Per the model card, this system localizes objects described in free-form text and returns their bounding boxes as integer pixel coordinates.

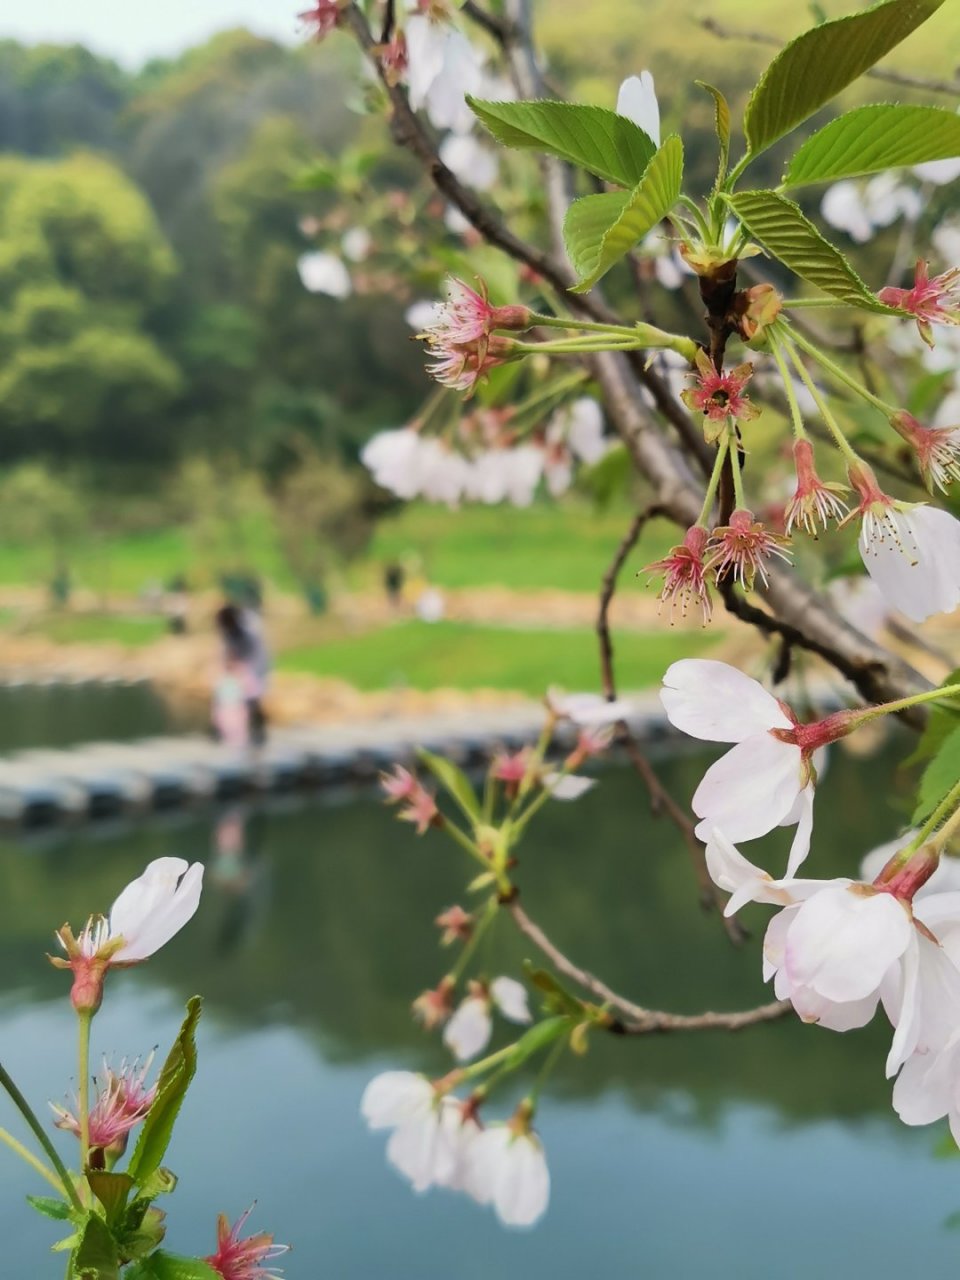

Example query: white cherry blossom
[462,1125,550,1227]
[439,133,498,191]
[616,71,660,146]
[297,251,352,298]
[361,1072,476,1193]
[660,659,815,874]
[443,978,532,1062]
[341,226,371,262]
[406,17,484,134]
[858,503,960,622]
[361,427,422,499]
[821,174,922,244]
[544,771,596,801]
[545,688,635,727]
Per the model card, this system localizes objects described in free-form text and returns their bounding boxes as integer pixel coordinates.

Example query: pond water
[0,682,199,752]
[0,739,957,1278]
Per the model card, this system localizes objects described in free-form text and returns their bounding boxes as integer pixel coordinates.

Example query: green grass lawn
[277,619,718,695]
[358,503,678,593]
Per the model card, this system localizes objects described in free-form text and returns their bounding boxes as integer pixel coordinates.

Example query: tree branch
[702,17,960,98]
[508,900,788,1032]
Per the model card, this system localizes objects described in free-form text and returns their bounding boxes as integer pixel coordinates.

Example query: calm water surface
[0,741,957,1278]
[0,682,198,751]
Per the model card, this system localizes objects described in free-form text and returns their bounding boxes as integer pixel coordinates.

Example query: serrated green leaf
[467,98,657,187]
[743,0,947,156]
[695,81,731,186]
[125,1253,221,1280]
[416,747,479,822]
[127,997,202,1187]
[913,724,960,824]
[565,135,684,292]
[726,190,901,311]
[784,104,960,187]
[26,1194,73,1221]
[73,1212,120,1280]
[903,669,960,768]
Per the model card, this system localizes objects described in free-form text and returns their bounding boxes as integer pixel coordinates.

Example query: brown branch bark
[701,17,960,98]
[508,901,788,1033]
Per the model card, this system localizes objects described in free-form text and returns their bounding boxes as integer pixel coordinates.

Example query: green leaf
[565,135,684,292]
[726,189,901,311]
[467,98,657,187]
[26,1194,73,1221]
[913,724,960,824]
[126,1253,221,1280]
[73,1212,120,1280]
[743,0,947,156]
[695,81,731,185]
[127,997,202,1187]
[87,1171,135,1228]
[416,747,479,823]
[784,104,960,187]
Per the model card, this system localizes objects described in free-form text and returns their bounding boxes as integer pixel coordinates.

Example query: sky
[0,0,302,67]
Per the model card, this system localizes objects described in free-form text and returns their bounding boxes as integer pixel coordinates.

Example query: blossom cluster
[361,395,611,507]
[663,659,960,1144]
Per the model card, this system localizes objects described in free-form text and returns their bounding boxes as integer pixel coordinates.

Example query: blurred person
[214,602,271,745]
[384,560,405,610]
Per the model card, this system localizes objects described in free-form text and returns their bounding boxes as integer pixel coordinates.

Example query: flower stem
[855,682,960,726]
[527,1035,567,1109]
[77,1011,92,1171]
[530,314,652,339]
[777,331,862,467]
[789,327,895,416]
[697,437,730,526]
[0,1127,65,1196]
[781,298,848,310]
[929,799,960,853]
[906,778,960,856]
[0,1063,82,1212]
[767,331,808,441]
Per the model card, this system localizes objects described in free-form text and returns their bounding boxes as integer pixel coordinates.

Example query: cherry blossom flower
[296,251,352,299]
[545,689,635,727]
[439,133,498,192]
[52,858,204,1013]
[361,428,423,499]
[381,764,440,832]
[298,0,343,40]
[464,445,544,505]
[361,1071,478,1193]
[681,350,759,437]
[341,226,372,262]
[705,509,792,590]
[413,977,455,1029]
[784,439,849,535]
[659,659,862,873]
[704,825,960,1074]
[435,905,473,946]
[415,437,471,506]
[848,461,960,622]
[644,524,712,624]
[491,749,531,790]
[462,1114,550,1227]
[205,1206,289,1280]
[878,259,960,348]
[615,71,660,145]
[52,1055,156,1153]
[888,410,960,493]
[443,977,532,1062]
[821,175,921,244]
[420,277,531,349]
[426,335,516,395]
[405,15,484,134]
[543,771,596,801]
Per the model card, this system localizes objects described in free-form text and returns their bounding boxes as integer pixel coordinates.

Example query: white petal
[691,736,803,841]
[892,1045,954,1127]
[860,506,960,623]
[544,771,595,801]
[784,784,815,878]
[490,977,532,1024]
[784,888,912,1003]
[439,133,498,191]
[474,1130,550,1228]
[297,251,352,298]
[615,71,660,145]
[361,1072,432,1130]
[109,859,203,962]
[386,1104,460,1192]
[660,659,791,742]
[443,997,492,1062]
[821,181,873,243]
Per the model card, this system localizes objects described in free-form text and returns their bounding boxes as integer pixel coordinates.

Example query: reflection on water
[1,740,957,1277]
[0,682,199,751]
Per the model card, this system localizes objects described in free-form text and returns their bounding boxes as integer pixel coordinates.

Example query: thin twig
[508,901,788,1032]
[702,17,960,98]
[461,0,516,46]
[595,508,745,941]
